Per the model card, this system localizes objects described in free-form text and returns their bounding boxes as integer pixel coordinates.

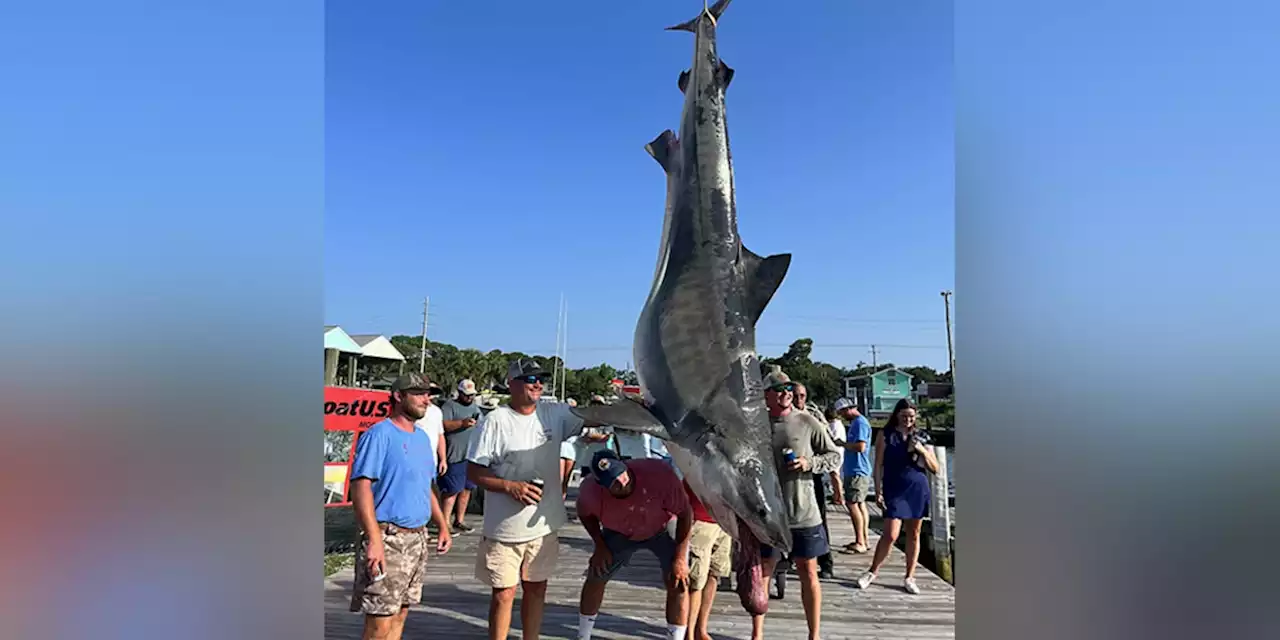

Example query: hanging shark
[572,0,790,615]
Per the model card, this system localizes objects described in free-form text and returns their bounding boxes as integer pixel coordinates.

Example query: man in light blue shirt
[347,373,454,634]
[834,397,873,553]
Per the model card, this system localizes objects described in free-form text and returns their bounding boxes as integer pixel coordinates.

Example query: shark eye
[757,508,768,518]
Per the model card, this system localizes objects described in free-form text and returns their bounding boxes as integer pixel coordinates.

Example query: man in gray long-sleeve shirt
[747,367,842,640]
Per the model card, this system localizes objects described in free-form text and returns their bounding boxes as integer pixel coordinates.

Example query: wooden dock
[325,494,955,639]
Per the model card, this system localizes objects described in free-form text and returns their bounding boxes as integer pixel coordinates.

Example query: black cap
[508,357,549,380]
[589,449,628,487]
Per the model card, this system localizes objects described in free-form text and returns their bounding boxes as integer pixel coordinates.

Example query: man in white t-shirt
[414,385,448,480]
[466,358,604,640]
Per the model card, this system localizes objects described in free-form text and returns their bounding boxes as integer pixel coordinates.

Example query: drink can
[782,448,796,463]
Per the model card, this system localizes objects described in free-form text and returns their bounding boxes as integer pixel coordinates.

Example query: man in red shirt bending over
[575,449,693,640]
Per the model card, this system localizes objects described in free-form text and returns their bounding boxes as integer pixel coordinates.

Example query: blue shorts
[437,459,476,495]
[760,524,829,560]
[588,524,681,583]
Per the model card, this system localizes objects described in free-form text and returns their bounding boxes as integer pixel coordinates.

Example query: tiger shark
[571,0,790,614]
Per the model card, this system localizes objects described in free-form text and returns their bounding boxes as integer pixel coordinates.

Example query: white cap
[832,397,856,411]
[457,379,479,396]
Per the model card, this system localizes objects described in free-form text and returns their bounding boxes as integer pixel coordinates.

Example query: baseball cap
[508,357,549,380]
[457,379,479,396]
[391,372,433,394]
[832,397,856,411]
[762,366,793,390]
[590,450,629,488]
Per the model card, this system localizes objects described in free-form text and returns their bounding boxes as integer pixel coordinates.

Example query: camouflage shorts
[349,523,429,615]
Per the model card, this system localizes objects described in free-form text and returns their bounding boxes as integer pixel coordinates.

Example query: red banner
[324,386,392,431]
[323,386,392,507]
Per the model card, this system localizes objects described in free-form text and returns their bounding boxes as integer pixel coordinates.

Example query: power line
[771,315,940,324]
[548,342,947,353]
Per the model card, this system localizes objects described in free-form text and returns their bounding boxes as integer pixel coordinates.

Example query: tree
[364,335,947,419]
[761,338,843,409]
[919,399,955,430]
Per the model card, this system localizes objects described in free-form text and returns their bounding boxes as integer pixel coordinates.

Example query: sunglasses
[768,383,796,393]
[514,375,548,385]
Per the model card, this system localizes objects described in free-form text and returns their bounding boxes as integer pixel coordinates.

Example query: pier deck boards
[325,496,954,639]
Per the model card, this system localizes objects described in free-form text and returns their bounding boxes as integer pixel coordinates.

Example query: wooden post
[324,348,338,386]
[929,445,953,583]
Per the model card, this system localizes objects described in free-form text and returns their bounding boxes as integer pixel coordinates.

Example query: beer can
[782,448,797,464]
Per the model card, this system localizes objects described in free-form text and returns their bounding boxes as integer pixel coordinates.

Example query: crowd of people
[343,358,941,640]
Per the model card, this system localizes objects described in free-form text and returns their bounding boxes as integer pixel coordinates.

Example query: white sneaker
[855,571,876,589]
[903,577,920,594]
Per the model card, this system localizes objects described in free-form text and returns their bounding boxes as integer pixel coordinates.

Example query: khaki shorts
[687,521,732,591]
[349,523,429,615]
[844,475,871,503]
[475,534,560,588]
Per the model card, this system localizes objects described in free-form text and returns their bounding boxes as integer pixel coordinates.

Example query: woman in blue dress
[855,399,939,594]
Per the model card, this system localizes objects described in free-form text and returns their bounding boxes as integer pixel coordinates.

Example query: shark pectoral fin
[719,61,735,89]
[741,246,791,325]
[571,398,673,440]
[678,70,690,94]
[645,130,679,172]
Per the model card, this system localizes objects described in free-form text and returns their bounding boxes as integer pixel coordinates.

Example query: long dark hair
[884,398,917,433]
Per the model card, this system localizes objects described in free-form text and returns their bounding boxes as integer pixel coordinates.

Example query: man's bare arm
[350,478,380,543]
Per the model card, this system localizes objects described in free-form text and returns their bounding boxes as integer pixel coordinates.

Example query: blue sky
[325,0,954,371]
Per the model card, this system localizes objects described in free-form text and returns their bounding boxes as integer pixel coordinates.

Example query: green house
[843,368,916,416]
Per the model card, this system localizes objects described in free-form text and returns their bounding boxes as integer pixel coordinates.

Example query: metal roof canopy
[349,334,406,361]
[324,326,363,354]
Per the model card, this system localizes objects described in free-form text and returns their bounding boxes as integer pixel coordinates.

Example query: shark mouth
[733,516,769,615]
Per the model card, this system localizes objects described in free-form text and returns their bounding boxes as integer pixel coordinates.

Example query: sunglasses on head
[769,383,795,393]
[515,375,547,385]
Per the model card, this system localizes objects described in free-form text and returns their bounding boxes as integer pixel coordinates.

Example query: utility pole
[941,290,955,378]
[419,297,429,373]
[568,294,573,399]
[552,293,564,400]
[869,344,879,368]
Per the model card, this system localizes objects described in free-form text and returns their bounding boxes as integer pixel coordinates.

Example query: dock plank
[325,494,954,639]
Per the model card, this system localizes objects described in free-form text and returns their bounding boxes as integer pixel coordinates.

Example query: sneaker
[453,521,474,533]
[818,567,835,580]
[903,577,920,594]
[855,571,876,589]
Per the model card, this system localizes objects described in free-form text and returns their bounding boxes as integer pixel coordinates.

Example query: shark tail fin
[665,0,732,32]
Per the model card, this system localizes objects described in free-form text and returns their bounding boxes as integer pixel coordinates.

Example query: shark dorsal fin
[718,61,734,89]
[645,130,679,173]
[741,246,790,325]
[679,62,733,94]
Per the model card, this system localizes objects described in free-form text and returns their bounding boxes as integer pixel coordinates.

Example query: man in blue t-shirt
[348,372,454,635]
[835,397,873,554]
